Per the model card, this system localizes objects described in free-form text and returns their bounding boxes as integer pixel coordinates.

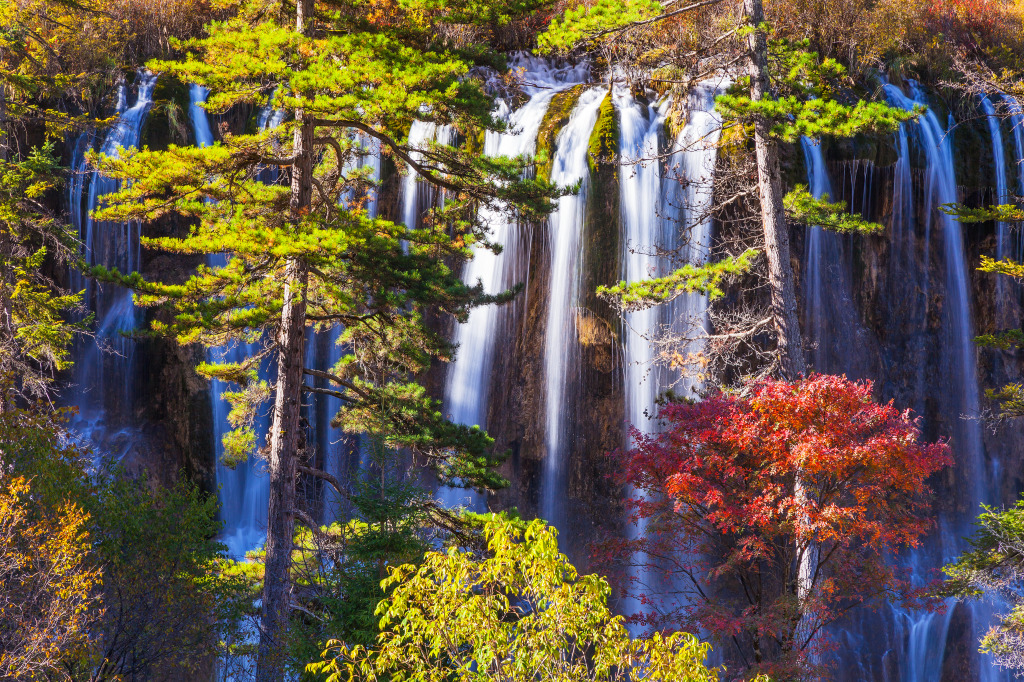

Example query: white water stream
[442,56,588,509]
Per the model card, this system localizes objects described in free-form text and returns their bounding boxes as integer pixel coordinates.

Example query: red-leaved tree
[602,375,952,680]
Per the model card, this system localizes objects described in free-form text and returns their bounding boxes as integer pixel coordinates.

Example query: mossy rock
[716,120,753,165]
[587,91,618,174]
[536,84,586,183]
[458,124,487,158]
[141,76,190,151]
[580,157,621,346]
[951,100,996,196]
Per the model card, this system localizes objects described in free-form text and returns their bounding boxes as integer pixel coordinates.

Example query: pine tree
[89,0,560,677]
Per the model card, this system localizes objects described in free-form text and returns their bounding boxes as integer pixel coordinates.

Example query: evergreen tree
[942,499,1024,674]
[90,0,561,677]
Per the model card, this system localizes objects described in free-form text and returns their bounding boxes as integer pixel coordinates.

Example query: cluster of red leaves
[601,375,952,680]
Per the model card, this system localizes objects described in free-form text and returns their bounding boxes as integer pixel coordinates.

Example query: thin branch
[591,0,727,38]
[298,465,349,500]
[314,119,464,193]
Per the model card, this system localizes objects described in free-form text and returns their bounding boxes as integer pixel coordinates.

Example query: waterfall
[540,86,607,529]
[663,82,725,390]
[1008,99,1024,264]
[616,80,724,626]
[799,137,862,375]
[981,96,1015,331]
[400,122,455,233]
[317,134,381,521]
[981,96,1010,259]
[868,80,1004,682]
[617,88,668,439]
[69,72,158,454]
[188,84,215,148]
[186,85,269,556]
[441,56,587,510]
[885,81,987,506]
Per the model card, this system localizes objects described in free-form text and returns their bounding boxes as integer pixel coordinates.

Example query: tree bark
[742,0,814,666]
[1,86,12,412]
[743,0,806,380]
[255,1,313,679]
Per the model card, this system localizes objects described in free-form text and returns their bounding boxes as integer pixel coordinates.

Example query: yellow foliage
[0,476,100,679]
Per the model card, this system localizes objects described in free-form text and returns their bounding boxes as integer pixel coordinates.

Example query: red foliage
[922,0,1022,49]
[601,375,952,680]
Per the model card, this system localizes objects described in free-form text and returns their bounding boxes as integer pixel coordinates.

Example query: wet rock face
[484,156,625,567]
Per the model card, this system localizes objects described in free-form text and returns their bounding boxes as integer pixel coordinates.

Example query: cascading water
[401,122,455,235]
[540,86,607,530]
[886,82,988,507]
[800,137,863,375]
[313,134,381,522]
[851,79,1004,682]
[188,84,271,556]
[68,72,158,455]
[441,56,588,510]
[617,87,669,438]
[662,81,726,390]
[981,96,1015,331]
[1008,98,1024,262]
[615,79,724,627]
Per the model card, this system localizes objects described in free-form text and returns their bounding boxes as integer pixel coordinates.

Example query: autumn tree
[0,476,100,680]
[91,0,563,677]
[1,407,248,680]
[0,0,103,408]
[309,516,730,682]
[599,375,951,679]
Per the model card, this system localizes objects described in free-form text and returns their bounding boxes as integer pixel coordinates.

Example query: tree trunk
[0,86,11,412]
[742,0,815,666]
[743,0,806,380]
[255,1,313,679]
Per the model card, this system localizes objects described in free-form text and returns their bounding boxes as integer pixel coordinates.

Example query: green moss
[459,125,487,157]
[580,156,620,347]
[141,76,190,151]
[587,91,618,174]
[536,84,585,183]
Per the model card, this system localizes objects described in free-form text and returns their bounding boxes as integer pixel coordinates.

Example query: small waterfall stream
[1008,98,1024,262]
[862,80,1004,682]
[981,96,1015,331]
[618,88,668,438]
[401,122,455,235]
[188,84,271,556]
[540,86,607,529]
[68,72,158,455]
[663,82,724,371]
[800,137,863,375]
[616,80,724,625]
[318,134,381,521]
